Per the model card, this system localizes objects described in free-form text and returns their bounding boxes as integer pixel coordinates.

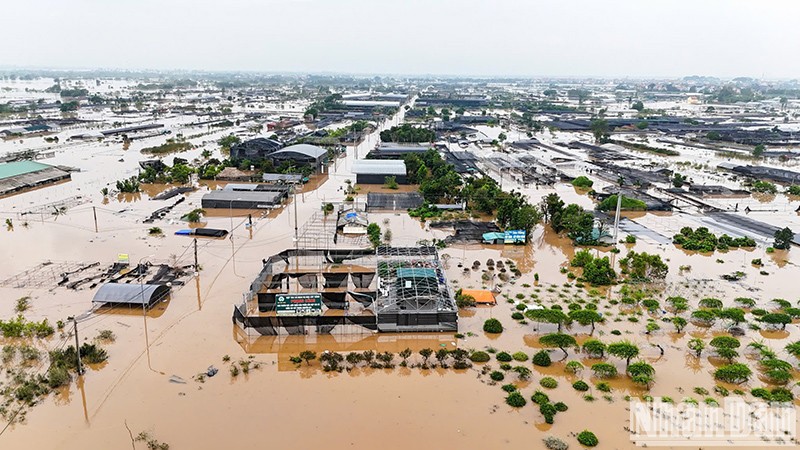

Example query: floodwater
[2,91,800,449]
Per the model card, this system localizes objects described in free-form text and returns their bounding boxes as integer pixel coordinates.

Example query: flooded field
[2,76,800,450]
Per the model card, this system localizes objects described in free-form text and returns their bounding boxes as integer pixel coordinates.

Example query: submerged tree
[607,341,640,367]
[539,333,577,358]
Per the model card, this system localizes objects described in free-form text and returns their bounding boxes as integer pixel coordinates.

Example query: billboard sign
[276,293,323,316]
[504,230,526,244]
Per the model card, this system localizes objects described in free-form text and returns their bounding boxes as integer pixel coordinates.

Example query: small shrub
[531,390,550,405]
[490,371,505,382]
[506,391,526,408]
[496,351,512,362]
[483,318,503,334]
[577,430,599,447]
[596,382,611,392]
[469,351,490,363]
[512,351,528,362]
[501,384,517,393]
[532,350,551,367]
[572,380,590,391]
[553,401,568,412]
[540,377,558,389]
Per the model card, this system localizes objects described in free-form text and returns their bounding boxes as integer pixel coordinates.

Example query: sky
[4,0,800,79]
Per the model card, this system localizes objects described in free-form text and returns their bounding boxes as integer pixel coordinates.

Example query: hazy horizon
[3,0,800,79]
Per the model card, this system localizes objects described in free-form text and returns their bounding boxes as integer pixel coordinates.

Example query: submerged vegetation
[672,227,755,252]
[596,195,647,212]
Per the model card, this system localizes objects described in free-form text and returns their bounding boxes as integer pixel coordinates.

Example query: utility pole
[293,186,299,253]
[72,317,83,375]
[612,190,622,243]
[193,238,198,269]
[92,207,98,233]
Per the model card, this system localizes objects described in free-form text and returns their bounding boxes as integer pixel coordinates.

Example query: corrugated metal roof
[352,159,406,175]
[0,161,52,180]
[92,283,170,306]
[271,144,327,159]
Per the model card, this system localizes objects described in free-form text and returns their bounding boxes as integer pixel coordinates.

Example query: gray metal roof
[262,173,303,182]
[202,189,286,205]
[352,159,407,175]
[270,144,327,159]
[92,283,170,306]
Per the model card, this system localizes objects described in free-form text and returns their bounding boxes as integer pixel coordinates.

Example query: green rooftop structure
[0,160,70,196]
[0,161,52,180]
[395,267,437,279]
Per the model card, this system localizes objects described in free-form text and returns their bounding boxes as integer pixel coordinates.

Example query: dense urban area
[1,71,800,449]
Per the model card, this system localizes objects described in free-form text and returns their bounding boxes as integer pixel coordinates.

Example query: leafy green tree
[582,256,616,285]
[671,317,688,333]
[699,298,723,309]
[753,144,765,157]
[690,309,717,326]
[483,318,503,334]
[184,208,206,223]
[565,360,584,375]
[672,173,687,188]
[590,118,610,143]
[618,251,668,281]
[568,310,602,334]
[631,100,644,112]
[571,176,593,188]
[525,308,570,332]
[299,350,316,365]
[218,134,241,151]
[539,333,577,357]
[419,348,433,364]
[713,363,752,384]
[688,338,705,357]
[591,362,617,378]
[582,339,606,358]
[773,227,794,250]
[367,223,381,248]
[759,313,791,330]
[716,308,745,326]
[627,361,654,378]
[607,340,640,367]
[785,341,800,359]
[667,296,689,314]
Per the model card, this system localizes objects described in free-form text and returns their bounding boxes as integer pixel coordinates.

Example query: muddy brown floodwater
[2,109,800,450]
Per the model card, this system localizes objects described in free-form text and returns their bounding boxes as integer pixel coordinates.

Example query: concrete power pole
[612,191,622,243]
[72,317,83,375]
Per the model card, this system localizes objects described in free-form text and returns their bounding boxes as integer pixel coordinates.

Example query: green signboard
[276,293,322,316]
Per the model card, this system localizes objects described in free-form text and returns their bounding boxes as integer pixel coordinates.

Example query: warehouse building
[0,161,71,197]
[201,186,290,209]
[270,144,329,172]
[352,159,408,184]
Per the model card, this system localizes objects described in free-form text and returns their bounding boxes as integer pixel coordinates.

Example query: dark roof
[231,138,283,160]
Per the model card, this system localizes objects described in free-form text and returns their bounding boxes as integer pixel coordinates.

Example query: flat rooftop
[0,161,54,180]
[352,159,407,175]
